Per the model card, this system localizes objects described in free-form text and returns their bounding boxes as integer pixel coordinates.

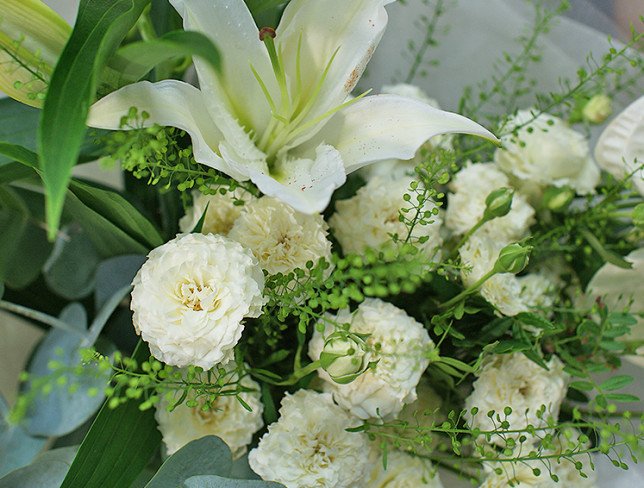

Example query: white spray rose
[131,233,265,369]
[178,188,255,235]
[228,196,332,275]
[309,299,433,420]
[464,352,568,445]
[459,235,527,316]
[367,449,444,488]
[248,390,369,488]
[445,163,535,241]
[155,367,263,459]
[330,176,443,260]
[495,110,600,196]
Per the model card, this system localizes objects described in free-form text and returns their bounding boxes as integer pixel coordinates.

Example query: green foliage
[39,0,150,239]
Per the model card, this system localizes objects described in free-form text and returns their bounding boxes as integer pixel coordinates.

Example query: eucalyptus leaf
[39,0,150,239]
[60,342,162,488]
[145,436,232,488]
[184,475,284,488]
[23,304,111,437]
[0,186,29,284]
[0,447,77,488]
[43,224,100,300]
[0,98,39,164]
[0,395,46,478]
[94,255,146,309]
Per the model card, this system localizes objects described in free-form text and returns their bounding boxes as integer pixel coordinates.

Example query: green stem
[439,269,497,309]
[448,217,488,260]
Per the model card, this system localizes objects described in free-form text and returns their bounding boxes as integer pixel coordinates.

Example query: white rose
[178,188,255,235]
[361,84,453,181]
[518,273,558,312]
[131,233,265,369]
[248,390,369,488]
[155,367,263,459]
[228,196,332,275]
[445,163,535,241]
[495,110,600,196]
[367,449,444,488]
[594,96,644,196]
[309,299,433,420]
[459,235,527,316]
[464,352,568,445]
[330,176,443,260]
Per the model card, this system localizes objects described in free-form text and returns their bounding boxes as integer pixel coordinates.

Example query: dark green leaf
[522,350,549,370]
[39,0,150,239]
[491,340,531,354]
[600,375,634,392]
[60,342,161,488]
[0,143,39,170]
[581,229,632,269]
[110,31,221,89]
[569,381,595,392]
[0,98,40,163]
[0,186,29,284]
[145,436,231,488]
[69,180,163,250]
[515,312,555,330]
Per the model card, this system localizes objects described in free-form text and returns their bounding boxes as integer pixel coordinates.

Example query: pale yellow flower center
[177,280,219,312]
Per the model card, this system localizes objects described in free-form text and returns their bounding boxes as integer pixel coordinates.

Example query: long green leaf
[39,0,150,240]
[109,30,221,88]
[60,342,161,488]
[69,179,164,250]
[0,142,39,169]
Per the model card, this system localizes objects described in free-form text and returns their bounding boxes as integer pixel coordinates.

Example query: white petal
[277,0,393,139]
[301,94,498,173]
[594,96,644,196]
[223,144,346,213]
[170,0,277,136]
[87,80,232,174]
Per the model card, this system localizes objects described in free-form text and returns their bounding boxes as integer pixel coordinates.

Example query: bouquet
[0,0,642,487]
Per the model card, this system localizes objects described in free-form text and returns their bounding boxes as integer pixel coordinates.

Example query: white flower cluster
[155,367,263,459]
[464,352,568,444]
[367,449,444,488]
[330,176,443,260]
[495,110,600,197]
[248,390,370,488]
[181,192,332,275]
[130,233,265,369]
[445,162,535,241]
[309,298,433,419]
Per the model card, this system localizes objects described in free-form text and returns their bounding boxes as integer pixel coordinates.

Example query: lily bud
[319,332,370,384]
[493,243,532,274]
[483,187,514,220]
[542,185,575,212]
[582,94,612,124]
[0,0,71,108]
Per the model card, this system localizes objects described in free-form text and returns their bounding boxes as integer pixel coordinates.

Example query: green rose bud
[483,187,514,220]
[493,242,532,274]
[0,0,71,108]
[542,185,575,212]
[319,332,370,384]
[582,94,612,124]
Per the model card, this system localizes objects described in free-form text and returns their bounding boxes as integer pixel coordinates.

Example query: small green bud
[493,243,532,274]
[483,187,514,220]
[542,185,575,212]
[319,332,371,384]
[633,203,644,230]
[582,94,612,124]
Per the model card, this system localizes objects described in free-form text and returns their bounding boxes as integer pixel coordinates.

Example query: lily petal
[223,144,346,214]
[87,80,242,178]
[301,94,499,173]
[594,96,644,196]
[277,0,393,139]
[170,0,277,137]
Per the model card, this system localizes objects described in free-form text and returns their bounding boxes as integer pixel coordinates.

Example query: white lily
[88,0,497,213]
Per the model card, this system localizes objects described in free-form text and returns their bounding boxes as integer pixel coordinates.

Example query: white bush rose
[178,188,255,235]
[131,233,265,369]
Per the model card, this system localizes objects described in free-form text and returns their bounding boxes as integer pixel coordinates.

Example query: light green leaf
[602,393,640,403]
[600,375,634,392]
[569,381,595,392]
[145,436,231,488]
[39,0,150,239]
[109,30,221,89]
